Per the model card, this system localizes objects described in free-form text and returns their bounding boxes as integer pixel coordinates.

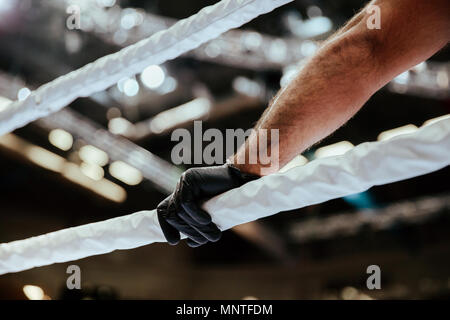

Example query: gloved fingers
[177,211,222,242]
[192,222,222,242]
[179,181,212,225]
[171,185,212,235]
[166,217,209,245]
[205,224,222,242]
[180,200,212,225]
[188,165,238,197]
[157,213,181,245]
[186,238,203,248]
[157,197,181,245]
[177,174,221,242]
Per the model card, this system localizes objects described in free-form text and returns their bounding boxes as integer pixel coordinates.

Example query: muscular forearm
[232,0,449,176]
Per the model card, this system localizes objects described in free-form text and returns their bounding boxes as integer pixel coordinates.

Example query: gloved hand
[157,163,259,247]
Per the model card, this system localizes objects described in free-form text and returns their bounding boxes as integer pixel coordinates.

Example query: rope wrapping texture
[0,117,449,274]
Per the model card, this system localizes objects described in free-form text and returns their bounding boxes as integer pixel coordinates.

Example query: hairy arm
[231,0,450,176]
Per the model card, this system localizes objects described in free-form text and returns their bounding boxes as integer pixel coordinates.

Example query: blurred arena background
[0,0,449,300]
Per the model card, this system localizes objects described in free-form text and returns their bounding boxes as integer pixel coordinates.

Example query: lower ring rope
[1,117,449,275]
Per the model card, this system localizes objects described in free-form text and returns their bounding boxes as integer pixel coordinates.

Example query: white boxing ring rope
[1,117,449,274]
[0,0,449,275]
[0,0,292,136]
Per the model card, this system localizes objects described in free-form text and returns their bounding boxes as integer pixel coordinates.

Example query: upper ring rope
[0,0,292,136]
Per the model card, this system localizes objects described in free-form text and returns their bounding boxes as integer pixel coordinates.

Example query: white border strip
[0,0,292,135]
[1,117,449,274]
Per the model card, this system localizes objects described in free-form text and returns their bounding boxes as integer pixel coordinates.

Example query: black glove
[157,163,259,247]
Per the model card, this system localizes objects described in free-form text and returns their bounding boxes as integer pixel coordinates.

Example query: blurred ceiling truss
[0,72,181,194]
[46,0,307,70]
[43,0,449,98]
[121,94,262,140]
[289,193,450,243]
[389,62,450,99]
[38,109,182,192]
